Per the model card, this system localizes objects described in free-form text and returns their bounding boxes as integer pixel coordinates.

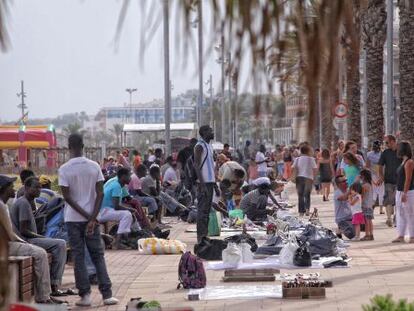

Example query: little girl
[360,169,374,241]
[348,182,365,240]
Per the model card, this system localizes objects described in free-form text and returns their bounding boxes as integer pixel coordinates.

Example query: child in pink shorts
[349,182,365,240]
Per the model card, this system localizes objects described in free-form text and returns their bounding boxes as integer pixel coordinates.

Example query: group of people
[3,124,413,307]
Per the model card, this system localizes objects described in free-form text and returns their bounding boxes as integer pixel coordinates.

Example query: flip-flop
[391,237,404,243]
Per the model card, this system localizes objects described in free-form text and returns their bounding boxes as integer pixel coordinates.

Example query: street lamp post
[205,74,213,128]
[16,80,28,125]
[163,0,171,156]
[197,0,203,127]
[125,88,137,124]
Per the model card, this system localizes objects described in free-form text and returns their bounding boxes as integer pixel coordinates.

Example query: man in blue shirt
[98,167,133,250]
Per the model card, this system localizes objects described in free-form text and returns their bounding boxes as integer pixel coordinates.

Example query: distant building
[94,90,197,131]
[273,93,307,145]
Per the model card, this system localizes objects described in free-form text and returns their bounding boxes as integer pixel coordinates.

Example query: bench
[9,253,53,302]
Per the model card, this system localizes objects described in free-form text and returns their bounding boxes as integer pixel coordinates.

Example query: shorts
[352,212,365,225]
[383,183,396,206]
[362,207,374,220]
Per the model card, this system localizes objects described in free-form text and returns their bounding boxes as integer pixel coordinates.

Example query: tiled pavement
[61,184,414,311]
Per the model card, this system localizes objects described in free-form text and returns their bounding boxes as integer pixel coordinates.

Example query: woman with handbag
[392,141,414,243]
[292,144,318,217]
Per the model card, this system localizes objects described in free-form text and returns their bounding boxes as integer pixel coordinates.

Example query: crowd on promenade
[1,125,413,307]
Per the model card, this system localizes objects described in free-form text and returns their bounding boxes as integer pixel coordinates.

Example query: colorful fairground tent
[0,125,57,168]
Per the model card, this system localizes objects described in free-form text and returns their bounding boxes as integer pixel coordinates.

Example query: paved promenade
[61,184,414,311]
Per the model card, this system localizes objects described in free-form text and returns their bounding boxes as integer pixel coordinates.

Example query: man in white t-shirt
[255,144,269,178]
[59,134,118,307]
[292,144,317,216]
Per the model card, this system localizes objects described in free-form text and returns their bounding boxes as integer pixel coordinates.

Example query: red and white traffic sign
[332,102,348,118]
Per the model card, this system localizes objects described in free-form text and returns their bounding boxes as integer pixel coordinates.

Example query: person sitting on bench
[0,175,65,304]
[10,176,68,297]
[99,168,134,250]
[129,164,159,223]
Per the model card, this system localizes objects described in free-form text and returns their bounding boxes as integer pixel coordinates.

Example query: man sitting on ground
[9,176,68,298]
[129,164,160,223]
[99,168,134,250]
[240,177,279,221]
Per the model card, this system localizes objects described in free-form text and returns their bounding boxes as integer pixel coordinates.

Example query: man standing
[194,125,216,242]
[378,135,401,227]
[10,177,67,296]
[255,144,268,178]
[59,134,118,307]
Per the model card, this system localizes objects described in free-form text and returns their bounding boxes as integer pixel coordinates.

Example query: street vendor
[240,177,281,221]
[218,160,246,206]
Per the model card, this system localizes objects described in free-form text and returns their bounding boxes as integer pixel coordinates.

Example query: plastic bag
[338,220,355,239]
[194,237,228,260]
[279,234,299,265]
[299,224,338,257]
[255,234,285,256]
[229,209,244,220]
[222,243,242,266]
[240,242,254,263]
[138,238,187,255]
[208,210,222,236]
[224,233,258,252]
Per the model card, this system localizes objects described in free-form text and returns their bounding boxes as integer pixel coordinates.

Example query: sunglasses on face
[337,179,347,184]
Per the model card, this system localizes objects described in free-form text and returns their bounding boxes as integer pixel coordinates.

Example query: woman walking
[282,147,293,181]
[292,144,317,216]
[392,141,414,243]
[319,149,334,201]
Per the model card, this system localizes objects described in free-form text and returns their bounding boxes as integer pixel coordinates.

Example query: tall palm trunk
[362,0,387,144]
[345,0,362,147]
[398,0,414,144]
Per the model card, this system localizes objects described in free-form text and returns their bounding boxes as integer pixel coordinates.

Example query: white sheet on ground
[206,256,351,270]
[188,285,283,300]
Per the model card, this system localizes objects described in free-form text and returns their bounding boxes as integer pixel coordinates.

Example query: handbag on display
[293,240,312,267]
[194,237,228,261]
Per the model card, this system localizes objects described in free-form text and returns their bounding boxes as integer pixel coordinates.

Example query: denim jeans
[28,237,66,286]
[50,223,96,276]
[9,242,51,302]
[196,183,215,242]
[135,196,158,214]
[296,176,313,214]
[66,222,112,299]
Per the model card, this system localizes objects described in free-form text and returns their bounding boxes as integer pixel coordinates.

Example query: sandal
[408,238,414,244]
[50,289,68,297]
[392,237,404,243]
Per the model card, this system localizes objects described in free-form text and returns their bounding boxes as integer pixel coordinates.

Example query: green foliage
[362,295,414,311]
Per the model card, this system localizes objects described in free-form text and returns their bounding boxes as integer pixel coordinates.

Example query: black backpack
[184,152,207,186]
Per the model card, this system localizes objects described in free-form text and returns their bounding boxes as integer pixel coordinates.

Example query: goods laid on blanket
[175,208,350,301]
[193,208,350,269]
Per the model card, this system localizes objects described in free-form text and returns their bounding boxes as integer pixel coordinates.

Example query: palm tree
[111,123,123,147]
[345,0,363,147]
[398,0,414,144]
[62,122,85,137]
[361,0,387,144]
[116,1,357,144]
